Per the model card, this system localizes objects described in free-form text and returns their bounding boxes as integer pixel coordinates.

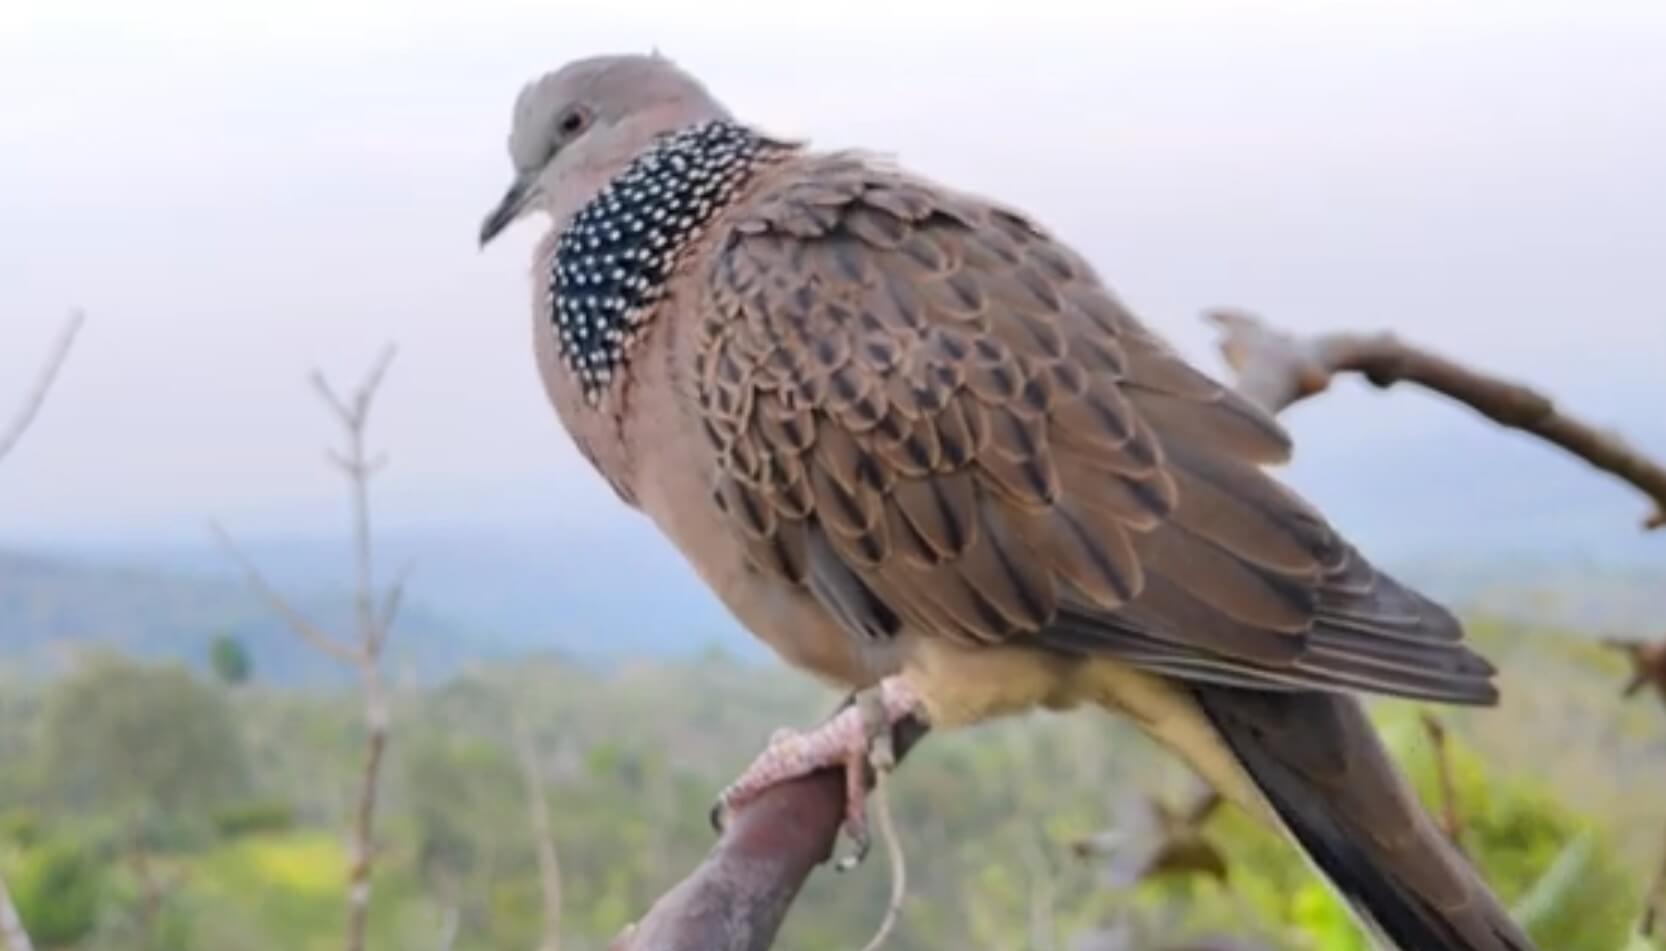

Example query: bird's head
[478,52,731,248]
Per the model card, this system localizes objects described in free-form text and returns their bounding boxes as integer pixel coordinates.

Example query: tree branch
[213,345,401,951]
[0,309,85,467]
[1420,713,1467,855]
[1205,308,1666,530]
[209,520,363,666]
[377,560,415,647]
[1644,820,1666,938]
[608,716,927,951]
[512,709,565,951]
[1605,637,1666,710]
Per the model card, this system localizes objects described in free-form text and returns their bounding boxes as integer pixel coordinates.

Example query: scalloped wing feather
[689,153,1496,706]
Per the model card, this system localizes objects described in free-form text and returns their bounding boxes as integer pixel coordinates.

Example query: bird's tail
[1193,685,1537,951]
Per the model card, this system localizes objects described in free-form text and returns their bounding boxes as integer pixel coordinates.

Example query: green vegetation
[208,634,252,687]
[1,616,1661,951]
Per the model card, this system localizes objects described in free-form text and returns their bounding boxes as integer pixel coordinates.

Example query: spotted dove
[479,52,1535,951]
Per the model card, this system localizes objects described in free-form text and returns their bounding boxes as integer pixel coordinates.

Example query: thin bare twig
[512,709,564,951]
[1206,308,1666,530]
[1605,637,1666,710]
[376,560,415,647]
[1071,788,1227,889]
[0,309,85,467]
[213,345,400,951]
[1420,712,1466,855]
[209,520,363,665]
[1643,823,1666,937]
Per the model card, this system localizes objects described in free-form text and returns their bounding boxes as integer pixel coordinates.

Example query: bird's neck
[540,120,791,406]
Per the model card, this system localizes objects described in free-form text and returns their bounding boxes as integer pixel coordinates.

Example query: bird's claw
[707,677,919,866]
[835,685,899,870]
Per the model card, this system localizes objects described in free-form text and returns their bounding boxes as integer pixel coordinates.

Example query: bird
[478,52,1536,951]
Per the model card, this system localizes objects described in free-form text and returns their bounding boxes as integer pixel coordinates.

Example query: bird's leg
[710,676,921,865]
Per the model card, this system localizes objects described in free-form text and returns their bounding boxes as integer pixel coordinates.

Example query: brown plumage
[479,53,1536,951]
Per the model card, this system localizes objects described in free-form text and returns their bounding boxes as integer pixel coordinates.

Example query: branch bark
[212,344,401,951]
[0,309,84,468]
[608,716,927,951]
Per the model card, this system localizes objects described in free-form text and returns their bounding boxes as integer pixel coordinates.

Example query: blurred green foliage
[0,618,1660,951]
[208,634,253,687]
[9,837,105,945]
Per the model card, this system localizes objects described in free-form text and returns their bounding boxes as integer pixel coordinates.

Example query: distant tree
[402,732,533,949]
[40,654,248,820]
[209,633,253,686]
[38,653,248,938]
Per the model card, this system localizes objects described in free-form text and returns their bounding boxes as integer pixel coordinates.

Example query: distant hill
[0,550,564,686]
[4,412,1661,684]
[0,523,766,686]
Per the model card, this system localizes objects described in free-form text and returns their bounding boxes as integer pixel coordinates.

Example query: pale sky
[3,0,1664,543]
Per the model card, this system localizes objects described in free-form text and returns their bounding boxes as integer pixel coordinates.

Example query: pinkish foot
[709,676,922,865]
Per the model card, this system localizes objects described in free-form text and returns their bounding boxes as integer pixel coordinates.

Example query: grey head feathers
[479,52,735,248]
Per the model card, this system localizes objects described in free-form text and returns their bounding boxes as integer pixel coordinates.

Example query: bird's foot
[709,676,921,868]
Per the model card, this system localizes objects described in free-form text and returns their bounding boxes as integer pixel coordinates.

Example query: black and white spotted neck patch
[549,120,776,404]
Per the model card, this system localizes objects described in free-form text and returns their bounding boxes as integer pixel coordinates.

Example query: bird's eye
[558,109,588,136]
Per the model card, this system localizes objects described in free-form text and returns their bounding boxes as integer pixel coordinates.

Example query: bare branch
[1420,712,1467,855]
[513,709,565,951]
[309,371,354,429]
[1644,821,1666,938]
[347,343,399,420]
[1205,308,1666,530]
[346,665,391,951]
[0,309,85,467]
[376,560,415,648]
[1605,637,1666,709]
[214,344,401,951]
[209,519,362,666]
[1071,788,1227,890]
[608,716,927,951]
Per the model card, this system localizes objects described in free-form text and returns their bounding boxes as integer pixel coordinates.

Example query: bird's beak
[479,174,535,248]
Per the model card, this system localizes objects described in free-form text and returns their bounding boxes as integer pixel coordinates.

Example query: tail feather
[1194,685,1536,951]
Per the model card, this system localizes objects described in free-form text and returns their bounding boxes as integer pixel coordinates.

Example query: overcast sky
[3,0,1663,544]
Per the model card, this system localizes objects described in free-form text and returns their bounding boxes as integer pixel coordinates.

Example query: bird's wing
[691,152,1494,705]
